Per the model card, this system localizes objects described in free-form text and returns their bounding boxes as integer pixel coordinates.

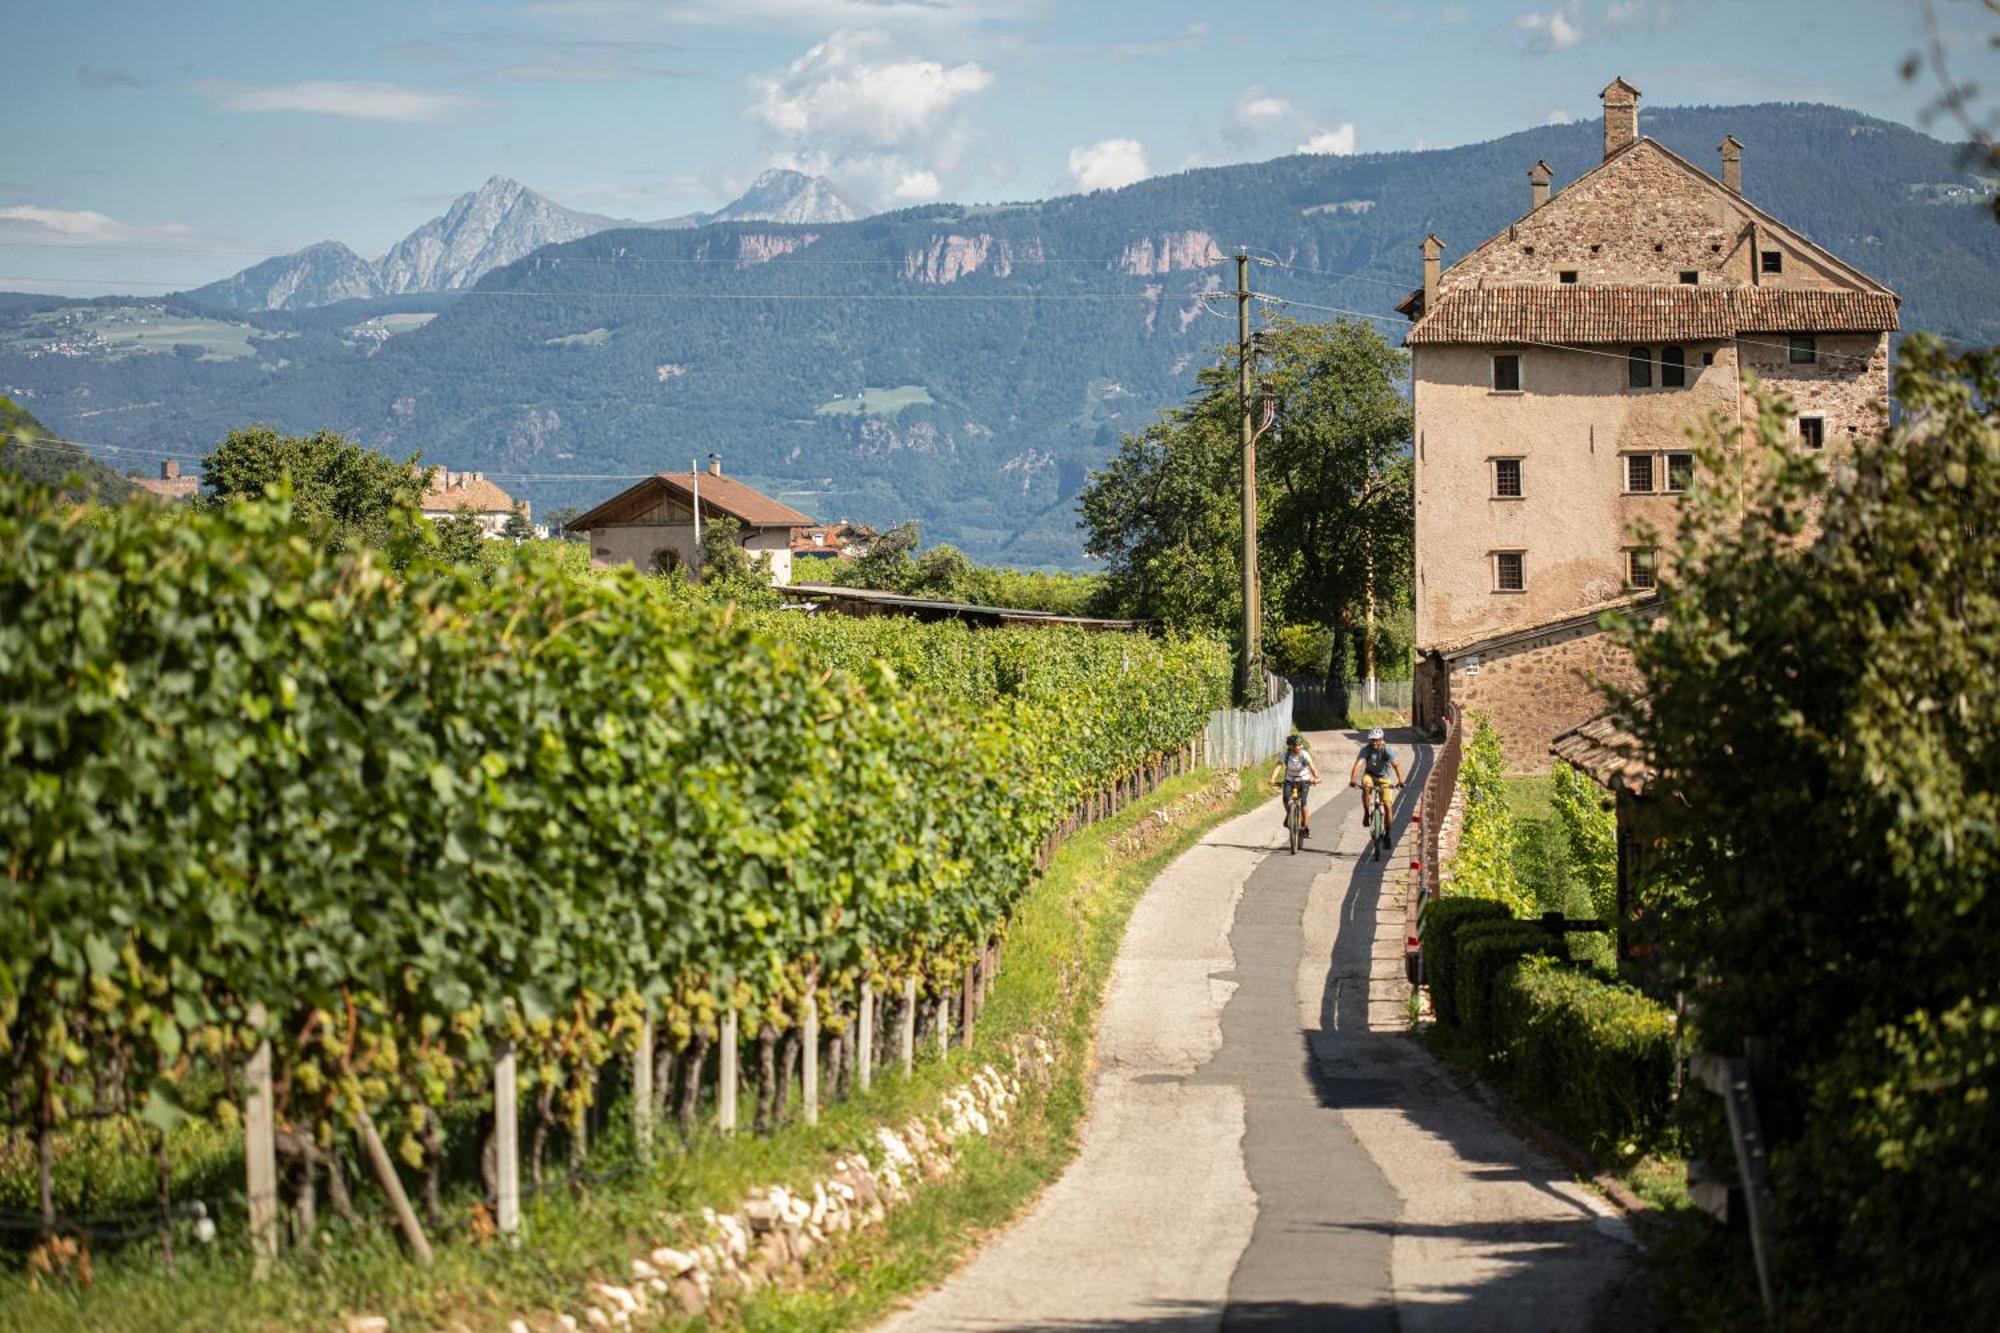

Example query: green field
[543,326,610,348]
[14,305,259,361]
[814,384,933,417]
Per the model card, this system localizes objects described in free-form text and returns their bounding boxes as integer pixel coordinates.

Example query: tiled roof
[422,474,519,514]
[1407,284,1899,346]
[131,476,199,501]
[1550,710,1652,795]
[658,473,814,528]
[1430,591,1659,659]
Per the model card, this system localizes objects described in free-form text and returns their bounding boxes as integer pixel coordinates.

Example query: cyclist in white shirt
[1270,733,1321,839]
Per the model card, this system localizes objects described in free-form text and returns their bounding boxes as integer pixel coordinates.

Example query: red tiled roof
[422,474,520,514]
[1550,710,1652,795]
[1407,284,1899,346]
[566,472,815,532]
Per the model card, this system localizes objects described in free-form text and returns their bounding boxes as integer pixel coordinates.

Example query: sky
[3,0,1996,295]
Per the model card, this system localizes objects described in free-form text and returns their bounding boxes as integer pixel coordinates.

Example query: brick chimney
[1529,159,1553,211]
[161,459,180,480]
[1719,135,1743,193]
[1601,77,1640,159]
[1421,234,1444,311]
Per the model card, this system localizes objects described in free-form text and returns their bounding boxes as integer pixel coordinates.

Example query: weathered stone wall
[1447,622,1641,773]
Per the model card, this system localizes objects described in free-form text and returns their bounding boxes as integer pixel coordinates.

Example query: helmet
[1286,733,1303,746]
[1368,727,1385,741]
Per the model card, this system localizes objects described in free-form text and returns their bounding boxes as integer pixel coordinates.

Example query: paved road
[877,729,1634,1332]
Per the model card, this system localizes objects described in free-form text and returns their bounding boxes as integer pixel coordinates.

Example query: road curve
[876,728,1634,1332]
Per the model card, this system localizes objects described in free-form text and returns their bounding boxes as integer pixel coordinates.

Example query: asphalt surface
[877,729,1634,1332]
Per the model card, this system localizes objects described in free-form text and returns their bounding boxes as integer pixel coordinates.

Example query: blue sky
[4,0,1994,294]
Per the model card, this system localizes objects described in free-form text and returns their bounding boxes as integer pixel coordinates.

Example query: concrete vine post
[494,1040,521,1242]
[857,981,874,1093]
[243,1004,279,1278]
[633,1013,655,1155]
[961,964,976,1045]
[719,1008,739,1134]
[900,977,917,1076]
[803,984,820,1126]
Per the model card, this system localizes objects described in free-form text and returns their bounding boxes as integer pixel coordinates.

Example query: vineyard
[0,469,1229,1292]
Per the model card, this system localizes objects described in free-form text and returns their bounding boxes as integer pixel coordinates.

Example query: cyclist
[1348,727,1406,828]
[1270,732,1321,839]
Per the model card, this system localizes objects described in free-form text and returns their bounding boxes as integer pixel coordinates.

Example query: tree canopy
[199,425,430,555]
[1615,334,1999,1325]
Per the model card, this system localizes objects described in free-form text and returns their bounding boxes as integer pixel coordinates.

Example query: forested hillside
[3,102,1993,565]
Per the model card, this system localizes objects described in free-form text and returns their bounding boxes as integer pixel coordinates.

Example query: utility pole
[1237,249,1261,704]
[689,456,702,575]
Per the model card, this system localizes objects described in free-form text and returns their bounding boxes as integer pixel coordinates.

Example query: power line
[0,434,659,482]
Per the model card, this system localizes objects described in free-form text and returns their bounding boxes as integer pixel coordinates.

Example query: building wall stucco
[587,522,796,585]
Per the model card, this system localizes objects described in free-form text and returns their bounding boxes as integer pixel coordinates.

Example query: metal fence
[1286,676,1414,722]
[1204,674,1295,769]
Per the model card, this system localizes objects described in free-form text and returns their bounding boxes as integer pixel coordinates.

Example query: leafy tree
[1079,317,1411,705]
[500,507,536,542]
[842,520,921,592]
[199,425,429,554]
[0,396,138,503]
[544,504,586,542]
[432,511,487,565]
[1614,335,1999,1326]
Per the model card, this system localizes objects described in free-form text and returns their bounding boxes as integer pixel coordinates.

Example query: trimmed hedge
[1420,897,1512,1025]
[1456,921,1564,1044]
[1495,956,1677,1151]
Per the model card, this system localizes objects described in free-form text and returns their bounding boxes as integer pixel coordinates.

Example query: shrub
[1421,896,1511,1025]
[1456,920,1562,1044]
[1449,714,1533,917]
[1550,760,1617,925]
[1495,955,1676,1152]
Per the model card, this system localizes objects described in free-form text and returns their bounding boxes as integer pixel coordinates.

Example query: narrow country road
[877,728,1635,1332]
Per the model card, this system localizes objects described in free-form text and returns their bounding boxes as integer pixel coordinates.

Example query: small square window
[1494,458,1523,497]
[1559,270,1578,284]
[1790,335,1818,365]
[1679,271,1699,285]
[1800,417,1825,450]
[1626,454,1655,493]
[1627,345,1652,389]
[1661,345,1687,388]
[1702,350,1715,366]
[1492,353,1521,392]
[1666,453,1695,492]
[1494,551,1525,592]
[1761,251,1783,274]
[1627,548,1658,591]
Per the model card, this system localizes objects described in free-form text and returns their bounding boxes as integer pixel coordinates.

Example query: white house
[422,470,529,538]
[566,457,813,585]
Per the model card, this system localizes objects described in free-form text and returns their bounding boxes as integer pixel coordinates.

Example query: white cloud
[661,0,1022,28]
[745,30,994,207]
[889,169,942,202]
[1605,1,1644,23]
[224,81,474,121]
[1296,124,1357,156]
[0,205,205,248]
[1516,4,1583,50]
[1066,137,1149,192]
[1544,108,1573,125]
[1232,88,1295,132]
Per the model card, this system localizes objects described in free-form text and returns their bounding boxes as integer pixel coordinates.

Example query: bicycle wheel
[1371,797,1386,861]
[1288,795,1301,855]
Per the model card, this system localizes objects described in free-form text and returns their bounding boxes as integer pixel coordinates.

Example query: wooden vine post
[900,977,917,1075]
[719,1008,739,1134]
[633,1013,655,1155]
[803,983,820,1125]
[244,1004,280,1278]
[857,981,874,1092]
[495,1040,521,1242]
[355,1107,434,1265]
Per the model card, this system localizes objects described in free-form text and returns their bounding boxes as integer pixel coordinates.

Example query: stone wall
[1447,621,1641,773]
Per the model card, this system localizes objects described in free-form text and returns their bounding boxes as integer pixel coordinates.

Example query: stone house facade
[567,458,812,585]
[1404,77,1897,769]
[422,470,530,538]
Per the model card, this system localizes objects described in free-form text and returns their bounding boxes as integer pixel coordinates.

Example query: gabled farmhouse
[566,456,814,585]
[1404,77,1898,768]
[423,469,530,537]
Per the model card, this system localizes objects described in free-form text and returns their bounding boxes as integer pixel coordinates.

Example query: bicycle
[1354,777,1404,862]
[1276,779,1316,855]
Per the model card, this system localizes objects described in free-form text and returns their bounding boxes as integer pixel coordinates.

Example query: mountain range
[187,171,863,311]
[5,101,1997,567]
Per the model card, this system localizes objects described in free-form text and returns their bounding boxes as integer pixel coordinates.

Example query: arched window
[1627,346,1652,388]
[1661,345,1686,387]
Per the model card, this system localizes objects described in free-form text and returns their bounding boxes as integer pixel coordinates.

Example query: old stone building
[1405,77,1897,768]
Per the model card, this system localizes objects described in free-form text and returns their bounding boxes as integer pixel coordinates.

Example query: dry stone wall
[1448,623,1641,773]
